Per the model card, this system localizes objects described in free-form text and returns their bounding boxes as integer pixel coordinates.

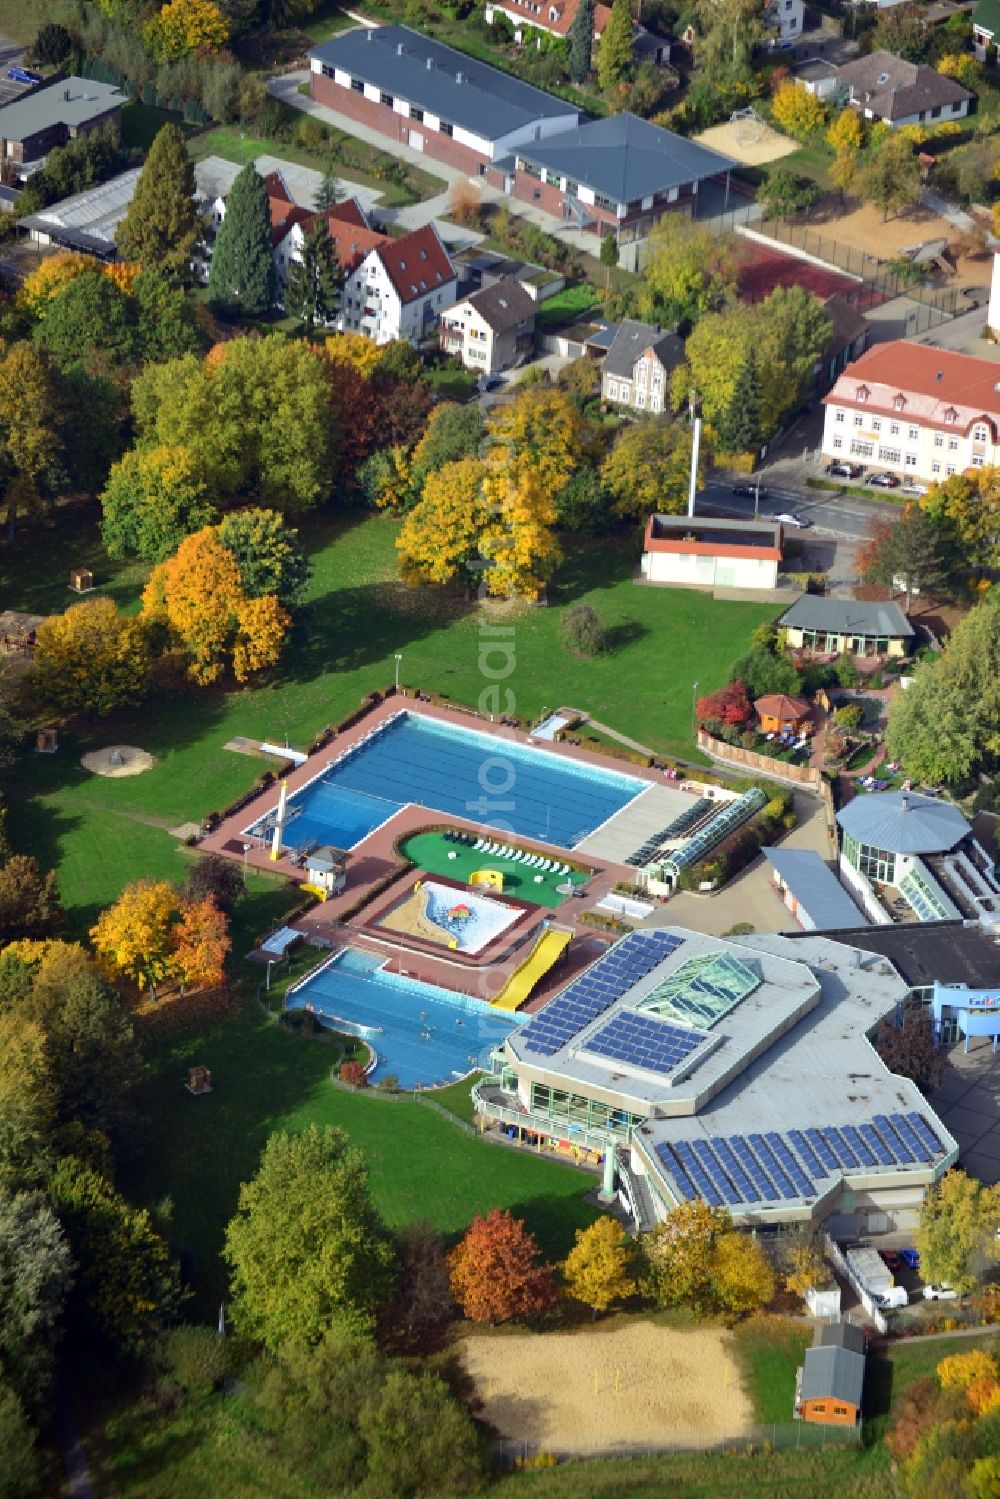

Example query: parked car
[923,1283,959,1300]
[732,483,768,499]
[901,483,928,496]
[900,1248,920,1270]
[477,375,503,393]
[774,511,812,529]
[869,472,901,489]
[876,1285,909,1309]
[827,461,863,479]
[879,1248,903,1274]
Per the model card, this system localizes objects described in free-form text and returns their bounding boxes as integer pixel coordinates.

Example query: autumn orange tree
[90,878,230,999]
[562,1215,636,1317]
[142,527,290,684]
[449,1208,555,1324]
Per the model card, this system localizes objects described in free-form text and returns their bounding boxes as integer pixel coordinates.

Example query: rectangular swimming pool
[253,711,644,851]
[287,946,521,1088]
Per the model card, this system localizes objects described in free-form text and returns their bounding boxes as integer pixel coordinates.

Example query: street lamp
[394,652,402,692]
[691,680,699,737]
[242,842,251,886]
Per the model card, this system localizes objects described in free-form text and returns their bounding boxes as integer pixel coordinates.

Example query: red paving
[199,694,686,1001]
[737,243,886,308]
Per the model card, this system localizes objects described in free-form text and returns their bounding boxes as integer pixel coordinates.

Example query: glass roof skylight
[637,950,761,1029]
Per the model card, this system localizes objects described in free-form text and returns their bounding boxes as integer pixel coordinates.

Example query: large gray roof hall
[513,113,735,204]
[836,790,971,855]
[308,26,576,141]
[779,595,914,638]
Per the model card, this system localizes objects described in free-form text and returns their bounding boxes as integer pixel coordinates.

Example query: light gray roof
[0,77,123,143]
[779,595,914,639]
[836,790,971,855]
[515,113,735,205]
[820,1323,866,1355]
[308,26,577,141]
[800,1345,865,1409]
[603,317,684,379]
[763,848,865,931]
[17,166,140,244]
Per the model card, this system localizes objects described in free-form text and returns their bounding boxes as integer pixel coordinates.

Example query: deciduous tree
[562,601,607,657]
[858,505,949,610]
[916,1170,1000,1293]
[562,1215,637,1316]
[181,853,244,915]
[283,216,340,333]
[696,680,753,728]
[33,598,150,717]
[410,402,483,484]
[100,444,217,563]
[0,857,62,944]
[0,341,67,534]
[115,123,199,281]
[170,897,229,994]
[782,1239,828,1301]
[386,1222,453,1351]
[396,458,488,587]
[758,166,820,221]
[30,21,72,67]
[449,1208,555,1324]
[144,0,229,61]
[358,445,416,513]
[90,880,180,999]
[208,162,275,316]
[359,1368,483,1498]
[639,215,740,327]
[873,1,926,60]
[0,1013,58,1185]
[33,266,140,374]
[601,419,700,519]
[480,460,562,599]
[922,468,1000,570]
[862,134,922,221]
[642,1200,731,1314]
[598,0,634,91]
[826,109,864,152]
[713,1231,775,1316]
[771,81,828,141]
[224,1124,396,1350]
[216,508,310,607]
[0,1383,40,1494]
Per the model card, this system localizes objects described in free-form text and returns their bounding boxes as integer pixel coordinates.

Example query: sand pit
[81,744,155,778]
[461,1317,751,1455]
[695,116,798,168]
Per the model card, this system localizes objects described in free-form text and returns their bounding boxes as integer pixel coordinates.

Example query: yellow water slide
[491,925,573,1012]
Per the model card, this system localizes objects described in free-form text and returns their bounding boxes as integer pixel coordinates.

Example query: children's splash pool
[286,947,521,1088]
[379,880,521,954]
[246,711,644,852]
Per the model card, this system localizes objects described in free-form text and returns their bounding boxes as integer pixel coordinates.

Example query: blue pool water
[266,711,644,851]
[287,947,521,1087]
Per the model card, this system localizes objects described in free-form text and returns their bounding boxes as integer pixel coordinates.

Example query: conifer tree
[597,0,634,92]
[208,163,275,317]
[116,124,199,283]
[314,162,341,212]
[716,346,762,455]
[569,0,595,82]
[283,217,341,333]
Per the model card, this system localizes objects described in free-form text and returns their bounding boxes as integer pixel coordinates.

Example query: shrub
[340,1059,368,1087]
[562,602,607,656]
[835,704,865,730]
[158,1324,231,1394]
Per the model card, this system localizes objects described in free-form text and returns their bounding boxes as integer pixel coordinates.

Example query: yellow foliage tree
[19,253,90,313]
[323,332,398,379]
[713,1231,775,1317]
[104,261,142,296]
[783,1241,828,1301]
[143,528,289,683]
[396,458,488,587]
[33,597,151,718]
[562,1216,637,1316]
[642,1200,732,1314]
[481,460,561,600]
[938,1349,1000,1392]
[826,109,864,151]
[144,0,229,62]
[90,879,180,999]
[485,386,583,501]
[937,52,981,88]
[0,1012,58,1182]
[771,82,828,142]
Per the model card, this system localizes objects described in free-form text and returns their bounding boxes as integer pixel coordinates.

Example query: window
[411,106,424,122]
[872,418,881,433]
[973,453,985,466]
[908,425,919,440]
[835,409,845,423]
[833,1407,849,1417]
[857,385,869,403]
[608,381,618,399]
[934,433,944,447]
[350,77,363,92]
[952,100,962,112]
[948,436,958,451]
[853,414,864,427]
[833,436,843,450]
[380,91,393,107]
[905,453,917,467]
[439,120,453,137]
[894,394,905,410]
[974,423,988,441]
[932,461,942,474]
[890,422,899,436]
[945,408,956,424]
[947,465,956,475]
[931,105,941,119]
[594,192,616,212]
[850,440,873,457]
[878,447,901,465]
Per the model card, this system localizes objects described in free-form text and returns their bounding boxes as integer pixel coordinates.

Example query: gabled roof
[308,25,578,142]
[836,51,972,121]
[327,220,392,276]
[326,195,369,229]
[370,222,455,304]
[820,1323,866,1356]
[514,113,734,205]
[778,595,914,639]
[459,276,535,332]
[492,0,612,38]
[824,341,1000,432]
[800,1345,865,1409]
[269,199,312,247]
[603,317,684,379]
[836,790,971,856]
[262,169,293,204]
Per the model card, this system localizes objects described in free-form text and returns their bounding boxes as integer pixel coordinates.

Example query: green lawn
[426,366,478,401]
[864,1331,1000,1442]
[302,0,356,42]
[535,285,603,329]
[400,832,589,908]
[731,1316,813,1425]
[3,513,776,929]
[121,102,191,153]
[120,997,599,1319]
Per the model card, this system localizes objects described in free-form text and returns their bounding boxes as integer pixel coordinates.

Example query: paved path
[54,1392,96,1499]
[920,187,978,236]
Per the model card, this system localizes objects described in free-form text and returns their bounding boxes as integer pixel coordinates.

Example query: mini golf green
[400,831,589,909]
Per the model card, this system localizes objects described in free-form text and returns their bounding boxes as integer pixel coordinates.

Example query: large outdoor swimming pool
[287,947,521,1088]
[250,711,644,851]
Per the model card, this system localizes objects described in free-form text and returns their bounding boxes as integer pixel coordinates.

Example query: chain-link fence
[494,1419,863,1468]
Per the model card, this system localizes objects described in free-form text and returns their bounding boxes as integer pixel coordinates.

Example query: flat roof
[779,595,914,639]
[649,514,782,549]
[309,25,576,141]
[836,790,970,855]
[0,77,123,142]
[763,848,866,932]
[514,112,735,204]
[788,919,1000,991]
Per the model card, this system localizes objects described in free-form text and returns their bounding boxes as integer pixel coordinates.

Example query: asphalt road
[699,479,902,542]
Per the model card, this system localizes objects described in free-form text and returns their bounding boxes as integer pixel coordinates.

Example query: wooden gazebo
[755,693,810,735]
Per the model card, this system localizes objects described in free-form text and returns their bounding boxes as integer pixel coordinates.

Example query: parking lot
[0,39,31,108]
[929,1038,1000,1188]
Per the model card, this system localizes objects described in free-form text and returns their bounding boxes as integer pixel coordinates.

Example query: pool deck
[200,694,710,998]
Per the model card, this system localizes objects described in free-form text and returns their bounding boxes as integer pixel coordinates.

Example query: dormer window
[419,248,427,260]
[893,393,905,411]
[877,71,889,85]
[974,422,989,441]
[857,384,869,403]
[944,407,957,425]
[399,259,406,270]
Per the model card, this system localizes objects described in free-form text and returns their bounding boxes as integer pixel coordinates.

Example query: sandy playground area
[81,744,155,778]
[461,1318,751,1455]
[695,115,798,168]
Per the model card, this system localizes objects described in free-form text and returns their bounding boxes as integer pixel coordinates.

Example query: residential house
[777,596,914,658]
[483,0,670,64]
[486,112,734,247]
[601,318,683,413]
[273,196,386,315]
[0,77,123,169]
[795,57,841,100]
[834,51,973,129]
[341,222,457,345]
[640,515,784,590]
[821,341,1000,482]
[766,0,804,44]
[308,26,579,175]
[815,294,869,394]
[438,276,535,373]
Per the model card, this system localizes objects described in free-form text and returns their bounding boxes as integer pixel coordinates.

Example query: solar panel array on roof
[517,930,682,1057]
[584,1010,705,1077]
[650,1113,946,1209]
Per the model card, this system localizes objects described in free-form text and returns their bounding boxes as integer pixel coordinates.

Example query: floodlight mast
[687,392,701,519]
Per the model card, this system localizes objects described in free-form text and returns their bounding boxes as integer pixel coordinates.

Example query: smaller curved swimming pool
[286,947,522,1089]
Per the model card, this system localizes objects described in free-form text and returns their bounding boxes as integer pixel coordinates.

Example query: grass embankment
[3,511,777,928]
